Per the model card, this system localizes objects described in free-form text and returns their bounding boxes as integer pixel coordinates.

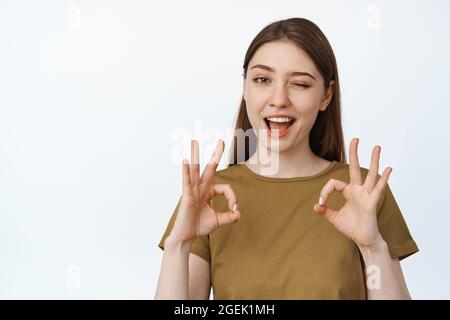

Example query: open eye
[253,77,270,85]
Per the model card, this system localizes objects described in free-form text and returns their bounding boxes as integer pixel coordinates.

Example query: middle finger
[190,139,200,185]
[363,145,381,192]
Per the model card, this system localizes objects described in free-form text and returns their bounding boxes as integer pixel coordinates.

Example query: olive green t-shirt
[158,160,419,299]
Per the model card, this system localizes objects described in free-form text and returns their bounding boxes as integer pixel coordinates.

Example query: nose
[268,82,291,109]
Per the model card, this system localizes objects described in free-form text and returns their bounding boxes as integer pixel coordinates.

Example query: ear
[319,80,335,111]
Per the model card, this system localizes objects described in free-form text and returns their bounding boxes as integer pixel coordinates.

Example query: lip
[263,114,297,120]
[263,116,296,138]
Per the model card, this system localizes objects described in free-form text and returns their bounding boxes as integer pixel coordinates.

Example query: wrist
[357,233,388,257]
[164,234,194,249]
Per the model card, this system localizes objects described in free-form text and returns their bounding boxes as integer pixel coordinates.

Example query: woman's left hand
[313,137,392,249]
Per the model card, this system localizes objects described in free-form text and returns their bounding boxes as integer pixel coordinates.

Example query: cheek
[246,89,266,110]
[245,103,263,129]
[244,90,266,126]
[291,91,322,115]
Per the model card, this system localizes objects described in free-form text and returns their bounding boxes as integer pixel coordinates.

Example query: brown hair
[228,17,346,167]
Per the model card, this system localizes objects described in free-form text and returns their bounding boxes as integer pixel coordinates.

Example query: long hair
[228,18,346,167]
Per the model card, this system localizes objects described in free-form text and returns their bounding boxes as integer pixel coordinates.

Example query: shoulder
[212,163,246,184]
[329,160,371,182]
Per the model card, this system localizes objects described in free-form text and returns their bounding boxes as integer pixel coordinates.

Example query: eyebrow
[250,64,316,80]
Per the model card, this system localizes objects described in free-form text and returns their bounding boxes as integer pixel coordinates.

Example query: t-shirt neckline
[240,160,338,182]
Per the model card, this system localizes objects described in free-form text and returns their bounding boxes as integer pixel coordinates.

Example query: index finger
[200,139,225,185]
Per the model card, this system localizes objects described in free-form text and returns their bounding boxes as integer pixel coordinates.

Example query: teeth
[266,117,294,123]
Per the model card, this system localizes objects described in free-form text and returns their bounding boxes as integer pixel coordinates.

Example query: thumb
[314,203,338,223]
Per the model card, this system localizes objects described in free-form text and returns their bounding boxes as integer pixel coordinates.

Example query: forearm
[155,235,193,300]
[358,234,411,300]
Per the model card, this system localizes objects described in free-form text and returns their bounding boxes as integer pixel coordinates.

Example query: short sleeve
[376,183,419,261]
[157,196,211,264]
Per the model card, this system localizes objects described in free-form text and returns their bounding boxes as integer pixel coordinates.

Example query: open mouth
[264,116,296,138]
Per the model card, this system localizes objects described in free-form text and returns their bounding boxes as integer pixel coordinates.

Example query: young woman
[155,18,419,300]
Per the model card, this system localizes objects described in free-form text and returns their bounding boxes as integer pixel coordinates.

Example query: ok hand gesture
[313,138,392,248]
[168,139,241,244]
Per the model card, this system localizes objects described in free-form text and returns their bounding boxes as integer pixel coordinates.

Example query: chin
[263,141,293,153]
[259,131,297,153]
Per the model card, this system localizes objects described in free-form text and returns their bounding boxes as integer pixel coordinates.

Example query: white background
[1,0,449,299]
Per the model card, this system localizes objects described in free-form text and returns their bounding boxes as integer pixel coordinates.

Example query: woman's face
[243,40,334,153]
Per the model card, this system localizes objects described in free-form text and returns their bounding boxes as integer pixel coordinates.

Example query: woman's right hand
[167,139,241,244]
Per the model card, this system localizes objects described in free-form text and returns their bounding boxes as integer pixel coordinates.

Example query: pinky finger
[371,167,392,202]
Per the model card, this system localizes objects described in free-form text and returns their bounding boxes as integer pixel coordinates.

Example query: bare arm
[358,235,412,300]
[154,236,211,300]
[154,236,193,300]
[188,254,211,299]
[154,140,238,299]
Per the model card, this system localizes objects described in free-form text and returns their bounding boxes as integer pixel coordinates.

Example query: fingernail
[319,196,325,205]
[232,203,238,213]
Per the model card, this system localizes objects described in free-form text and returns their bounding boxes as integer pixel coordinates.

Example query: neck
[245,137,331,178]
